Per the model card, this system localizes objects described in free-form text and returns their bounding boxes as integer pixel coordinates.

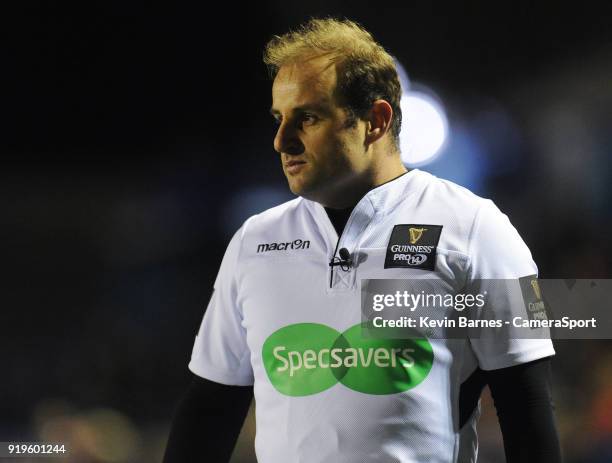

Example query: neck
[318,160,408,209]
[370,152,408,191]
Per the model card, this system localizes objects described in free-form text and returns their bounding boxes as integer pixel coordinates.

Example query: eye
[301,113,318,126]
[272,116,282,127]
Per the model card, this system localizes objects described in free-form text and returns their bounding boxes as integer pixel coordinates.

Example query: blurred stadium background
[2,2,611,462]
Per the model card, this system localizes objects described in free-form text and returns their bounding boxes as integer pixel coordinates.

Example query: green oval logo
[262,323,434,396]
[262,323,341,396]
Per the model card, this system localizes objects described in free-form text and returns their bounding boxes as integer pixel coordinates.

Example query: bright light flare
[399,92,449,166]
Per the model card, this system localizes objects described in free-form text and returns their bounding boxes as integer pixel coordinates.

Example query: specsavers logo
[262,323,434,396]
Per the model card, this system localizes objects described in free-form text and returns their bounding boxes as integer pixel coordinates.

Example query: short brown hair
[264,17,402,150]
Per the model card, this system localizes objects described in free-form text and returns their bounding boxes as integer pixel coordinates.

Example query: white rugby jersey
[189,169,554,463]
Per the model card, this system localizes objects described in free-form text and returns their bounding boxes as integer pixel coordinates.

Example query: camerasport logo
[262,323,434,396]
[384,224,443,271]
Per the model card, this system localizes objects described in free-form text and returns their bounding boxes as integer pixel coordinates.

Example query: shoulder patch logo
[531,278,542,300]
[385,224,443,270]
[519,275,549,326]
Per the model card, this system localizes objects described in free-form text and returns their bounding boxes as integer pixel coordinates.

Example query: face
[270,56,372,206]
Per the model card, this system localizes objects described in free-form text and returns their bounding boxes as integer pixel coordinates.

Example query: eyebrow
[269,103,330,117]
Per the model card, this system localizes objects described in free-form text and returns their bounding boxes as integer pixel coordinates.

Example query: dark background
[2,2,611,462]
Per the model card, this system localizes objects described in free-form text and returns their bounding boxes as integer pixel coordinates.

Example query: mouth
[284,160,307,174]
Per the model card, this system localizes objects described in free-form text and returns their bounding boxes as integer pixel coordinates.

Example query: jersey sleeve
[466,199,555,370]
[188,225,254,385]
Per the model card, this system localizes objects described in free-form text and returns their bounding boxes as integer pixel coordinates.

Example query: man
[164,18,561,462]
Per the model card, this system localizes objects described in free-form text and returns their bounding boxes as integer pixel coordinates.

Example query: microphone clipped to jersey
[329,247,352,271]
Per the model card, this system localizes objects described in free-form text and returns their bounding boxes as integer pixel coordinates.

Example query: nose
[273,120,304,155]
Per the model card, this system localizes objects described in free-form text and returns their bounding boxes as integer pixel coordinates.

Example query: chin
[287,178,313,198]
[287,182,305,196]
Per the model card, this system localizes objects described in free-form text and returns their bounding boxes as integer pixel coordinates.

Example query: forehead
[271,56,338,111]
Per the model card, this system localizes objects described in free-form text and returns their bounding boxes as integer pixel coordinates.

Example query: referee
[164,18,562,463]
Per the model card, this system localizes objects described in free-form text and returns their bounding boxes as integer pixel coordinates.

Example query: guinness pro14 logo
[385,224,443,270]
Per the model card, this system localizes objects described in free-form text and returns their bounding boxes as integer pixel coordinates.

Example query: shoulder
[394,170,495,253]
[241,197,306,234]
[231,197,310,250]
[414,170,491,216]
[406,171,535,276]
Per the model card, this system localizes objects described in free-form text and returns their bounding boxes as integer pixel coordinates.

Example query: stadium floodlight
[399,91,449,167]
[394,58,448,166]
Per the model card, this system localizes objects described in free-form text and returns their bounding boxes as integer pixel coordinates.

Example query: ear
[365,99,393,145]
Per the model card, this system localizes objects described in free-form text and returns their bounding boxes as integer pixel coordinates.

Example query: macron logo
[257,239,310,253]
